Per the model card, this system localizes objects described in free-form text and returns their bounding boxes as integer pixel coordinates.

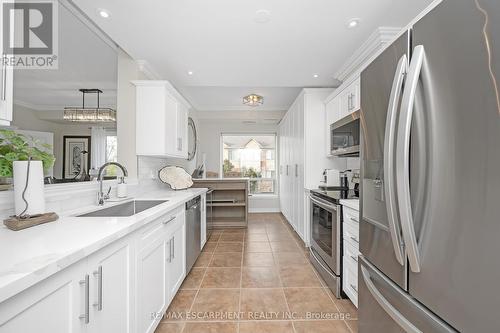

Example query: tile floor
[155,213,358,333]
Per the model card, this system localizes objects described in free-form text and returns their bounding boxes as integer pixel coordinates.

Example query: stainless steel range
[309,188,357,298]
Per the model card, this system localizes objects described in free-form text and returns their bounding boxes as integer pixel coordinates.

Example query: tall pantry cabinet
[279,89,333,243]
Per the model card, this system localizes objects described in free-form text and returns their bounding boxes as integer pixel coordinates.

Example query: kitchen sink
[77,200,168,217]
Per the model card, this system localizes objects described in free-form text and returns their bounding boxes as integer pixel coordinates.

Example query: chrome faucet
[97,162,128,205]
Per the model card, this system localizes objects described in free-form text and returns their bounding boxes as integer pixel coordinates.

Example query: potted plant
[0,129,55,190]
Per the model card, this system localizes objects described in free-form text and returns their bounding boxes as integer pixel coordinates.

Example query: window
[104,130,118,176]
[221,134,276,194]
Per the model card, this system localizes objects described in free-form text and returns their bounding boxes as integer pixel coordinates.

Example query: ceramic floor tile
[283,288,338,319]
[273,252,309,266]
[219,233,245,242]
[241,267,282,288]
[245,233,269,242]
[346,320,358,333]
[215,242,244,253]
[333,299,358,320]
[267,232,294,241]
[242,252,276,267]
[209,252,243,267]
[180,268,206,290]
[202,242,217,253]
[183,322,238,333]
[190,289,240,320]
[240,288,289,320]
[293,320,351,333]
[270,241,301,253]
[244,242,272,253]
[193,252,212,267]
[164,290,197,321]
[239,321,295,333]
[279,265,322,287]
[200,268,241,288]
[154,322,184,333]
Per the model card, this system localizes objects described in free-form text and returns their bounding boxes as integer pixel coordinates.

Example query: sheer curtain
[91,126,106,170]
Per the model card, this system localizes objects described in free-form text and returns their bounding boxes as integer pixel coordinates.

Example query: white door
[167,213,186,300]
[0,261,87,333]
[88,240,132,333]
[136,236,168,333]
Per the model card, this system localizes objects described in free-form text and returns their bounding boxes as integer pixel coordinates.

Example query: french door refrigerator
[359,0,500,332]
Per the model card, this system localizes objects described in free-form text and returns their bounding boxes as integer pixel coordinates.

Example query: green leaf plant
[0,129,55,178]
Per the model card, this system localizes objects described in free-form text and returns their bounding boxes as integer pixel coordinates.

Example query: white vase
[13,160,45,216]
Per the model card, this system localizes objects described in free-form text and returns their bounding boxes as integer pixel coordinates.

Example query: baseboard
[248,208,281,213]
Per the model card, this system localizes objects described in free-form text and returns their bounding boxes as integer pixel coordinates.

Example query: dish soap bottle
[117,177,127,198]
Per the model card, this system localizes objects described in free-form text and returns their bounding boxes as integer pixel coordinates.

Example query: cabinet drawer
[344,241,359,269]
[137,206,183,250]
[343,219,359,247]
[343,264,358,308]
[343,206,359,228]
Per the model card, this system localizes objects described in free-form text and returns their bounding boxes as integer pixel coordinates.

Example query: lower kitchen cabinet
[136,206,186,333]
[0,205,189,333]
[342,204,360,308]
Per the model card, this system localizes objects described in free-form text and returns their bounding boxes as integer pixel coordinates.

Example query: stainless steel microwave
[330,110,360,157]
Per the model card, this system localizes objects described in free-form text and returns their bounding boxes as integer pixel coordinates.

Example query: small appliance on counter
[319,169,340,189]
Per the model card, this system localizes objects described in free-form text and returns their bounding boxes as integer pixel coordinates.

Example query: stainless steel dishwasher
[185,196,201,273]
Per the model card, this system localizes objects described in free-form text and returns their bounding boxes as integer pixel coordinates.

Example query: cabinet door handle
[350,255,358,262]
[177,137,182,151]
[350,236,359,244]
[295,164,298,177]
[93,266,103,311]
[79,274,90,324]
[167,240,172,263]
[350,284,358,293]
[350,217,359,223]
[171,237,175,259]
[286,165,289,176]
[163,216,175,225]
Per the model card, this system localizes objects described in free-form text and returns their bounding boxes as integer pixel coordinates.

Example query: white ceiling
[72,0,434,113]
[13,2,117,111]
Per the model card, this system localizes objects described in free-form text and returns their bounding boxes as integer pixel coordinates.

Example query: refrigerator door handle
[383,54,408,266]
[361,264,422,333]
[396,45,426,273]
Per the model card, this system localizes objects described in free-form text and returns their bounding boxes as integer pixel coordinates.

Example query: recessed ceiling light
[313,74,319,78]
[254,9,271,23]
[347,18,360,28]
[98,9,110,18]
[187,71,194,76]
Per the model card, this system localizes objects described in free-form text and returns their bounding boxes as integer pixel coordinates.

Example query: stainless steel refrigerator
[359,0,500,331]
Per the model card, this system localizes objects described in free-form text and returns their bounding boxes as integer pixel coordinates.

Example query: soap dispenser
[117,176,127,198]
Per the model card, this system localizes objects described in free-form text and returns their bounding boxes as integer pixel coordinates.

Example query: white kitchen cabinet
[133,80,190,159]
[136,206,186,333]
[87,238,133,333]
[0,236,134,333]
[0,2,13,126]
[0,261,86,333]
[166,209,186,301]
[279,89,333,242]
[342,204,360,308]
[324,76,360,157]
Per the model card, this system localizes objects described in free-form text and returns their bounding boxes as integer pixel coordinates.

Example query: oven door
[310,195,341,275]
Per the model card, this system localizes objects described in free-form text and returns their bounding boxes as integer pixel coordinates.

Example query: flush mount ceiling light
[187,71,194,75]
[98,9,110,18]
[243,94,264,107]
[347,18,360,28]
[64,89,116,122]
[313,74,319,78]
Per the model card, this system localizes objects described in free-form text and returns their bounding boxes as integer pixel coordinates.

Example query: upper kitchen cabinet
[0,2,13,126]
[133,80,190,158]
[325,76,360,156]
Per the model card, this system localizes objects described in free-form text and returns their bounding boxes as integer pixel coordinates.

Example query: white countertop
[340,199,359,211]
[0,187,207,304]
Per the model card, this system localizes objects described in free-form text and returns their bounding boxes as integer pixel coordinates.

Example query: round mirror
[187,117,197,161]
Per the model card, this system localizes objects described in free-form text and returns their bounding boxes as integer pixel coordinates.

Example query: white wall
[197,118,280,213]
[11,104,92,178]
